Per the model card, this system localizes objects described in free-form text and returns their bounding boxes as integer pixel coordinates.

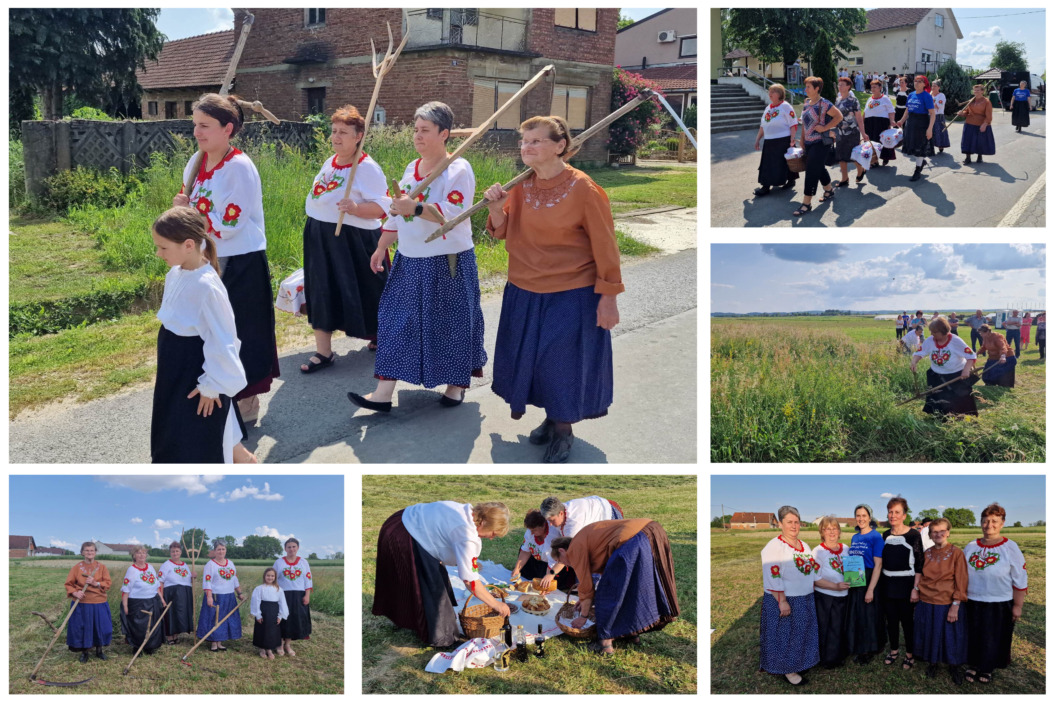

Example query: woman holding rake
[160,541,196,644]
[120,545,166,656]
[64,541,113,663]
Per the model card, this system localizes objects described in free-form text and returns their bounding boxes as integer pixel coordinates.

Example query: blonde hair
[472,502,511,537]
[153,206,221,274]
[817,515,842,538]
[519,115,573,156]
[768,84,786,101]
[129,544,150,560]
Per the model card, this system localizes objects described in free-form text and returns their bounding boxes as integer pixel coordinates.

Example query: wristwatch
[414,203,424,217]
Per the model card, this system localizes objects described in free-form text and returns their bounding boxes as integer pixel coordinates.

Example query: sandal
[836,179,849,187]
[964,668,978,683]
[367,341,378,351]
[589,640,615,656]
[793,203,812,217]
[543,431,574,464]
[777,672,808,687]
[903,656,915,670]
[300,351,335,374]
[819,188,835,202]
[856,171,866,183]
[885,650,899,666]
[978,672,992,684]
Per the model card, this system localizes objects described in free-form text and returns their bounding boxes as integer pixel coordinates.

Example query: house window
[184,100,194,116]
[554,9,596,32]
[935,13,944,28]
[550,85,588,130]
[307,87,326,115]
[472,79,523,130]
[165,101,177,119]
[426,8,443,21]
[679,36,697,58]
[148,101,158,116]
[306,8,326,27]
[854,57,864,66]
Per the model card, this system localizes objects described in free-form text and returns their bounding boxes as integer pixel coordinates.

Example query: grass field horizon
[711,316,1045,462]
[710,527,1046,694]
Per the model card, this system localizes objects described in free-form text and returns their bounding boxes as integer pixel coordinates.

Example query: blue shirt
[848,529,884,569]
[1013,88,1031,102]
[905,91,935,114]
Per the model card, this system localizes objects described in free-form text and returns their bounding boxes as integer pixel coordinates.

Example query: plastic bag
[275,268,305,315]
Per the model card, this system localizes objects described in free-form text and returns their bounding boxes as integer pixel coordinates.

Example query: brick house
[35,546,70,556]
[137,29,237,120]
[615,7,697,118]
[729,512,779,530]
[10,535,37,558]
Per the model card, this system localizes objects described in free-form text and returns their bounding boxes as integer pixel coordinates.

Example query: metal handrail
[715,66,771,91]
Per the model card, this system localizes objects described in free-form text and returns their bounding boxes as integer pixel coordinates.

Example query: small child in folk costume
[251,567,289,659]
[273,537,313,655]
[197,539,245,651]
[159,540,196,644]
[150,207,253,464]
[120,545,166,655]
[348,101,487,413]
[64,541,113,662]
[175,93,280,426]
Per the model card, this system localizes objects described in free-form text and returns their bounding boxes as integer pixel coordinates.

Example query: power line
[956,10,1045,19]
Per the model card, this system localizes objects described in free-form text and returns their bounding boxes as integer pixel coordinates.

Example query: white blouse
[964,537,1029,602]
[382,157,475,258]
[250,584,290,620]
[159,559,193,588]
[915,333,977,374]
[520,525,562,568]
[304,152,391,229]
[402,501,482,584]
[813,543,850,597]
[759,101,799,140]
[273,556,314,591]
[181,149,267,257]
[559,496,615,538]
[202,558,240,595]
[864,95,896,120]
[122,563,162,599]
[761,536,820,598]
[932,92,947,116]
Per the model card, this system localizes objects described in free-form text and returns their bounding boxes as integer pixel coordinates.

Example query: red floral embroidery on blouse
[222,203,242,226]
[313,183,327,196]
[446,190,464,206]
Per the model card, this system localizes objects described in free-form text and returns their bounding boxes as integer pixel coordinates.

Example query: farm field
[711,316,1045,462]
[362,475,697,694]
[8,558,344,694]
[710,527,1046,694]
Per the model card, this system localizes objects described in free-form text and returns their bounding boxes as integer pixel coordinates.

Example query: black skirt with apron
[281,590,313,640]
[120,595,165,653]
[253,600,283,650]
[151,326,232,463]
[221,249,280,398]
[162,584,195,636]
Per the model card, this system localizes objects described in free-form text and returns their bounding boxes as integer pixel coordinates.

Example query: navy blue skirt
[594,530,673,640]
[961,124,996,155]
[760,593,820,674]
[982,355,1017,387]
[492,283,613,423]
[374,250,487,388]
[932,116,951,148]
[66,601,113,650]
[195,591,242,641]
[902,112,935,157]
[913,601,967,664]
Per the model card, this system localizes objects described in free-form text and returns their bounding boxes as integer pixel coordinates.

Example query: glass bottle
[535,622,545,658]
[515,624,528,663]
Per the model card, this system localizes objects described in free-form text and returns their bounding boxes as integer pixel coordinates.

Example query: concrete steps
[711,84,767,133]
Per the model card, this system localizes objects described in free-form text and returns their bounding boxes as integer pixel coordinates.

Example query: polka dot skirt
[759,593,820,674]
[373,249,487,388]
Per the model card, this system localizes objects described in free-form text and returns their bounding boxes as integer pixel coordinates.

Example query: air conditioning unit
[658,30,676,43]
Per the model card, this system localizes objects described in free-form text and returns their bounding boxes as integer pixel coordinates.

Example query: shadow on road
[487,431,608,463]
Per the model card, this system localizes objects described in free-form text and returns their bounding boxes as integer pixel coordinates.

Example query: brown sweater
[919,543,968,605]
[979,331,1015,360]
[486,165,624,296]
[962,97,993,127]
[64,561,112,604]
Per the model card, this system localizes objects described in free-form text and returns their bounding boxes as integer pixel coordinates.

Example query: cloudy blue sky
[711,244,1046,313]
[951,8,1046,75]
[712,475,1046,525]
[9,476,344,558]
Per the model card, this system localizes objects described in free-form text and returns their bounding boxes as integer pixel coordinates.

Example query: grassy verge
[711,527,1045,694]
[711,316,1045,462]
[8,559,344,693]
[586,164,697,215]
[362,475,697,694]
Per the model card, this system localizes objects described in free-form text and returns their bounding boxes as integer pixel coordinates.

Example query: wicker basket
[556,594,597,640]
[533,577,558,592]
[459,594,506,639]
[785,155,806,173]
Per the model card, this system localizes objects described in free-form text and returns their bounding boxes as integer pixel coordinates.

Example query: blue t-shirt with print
[1013,88,1031,102]
[848,529,884,569]
[905,91,935,114]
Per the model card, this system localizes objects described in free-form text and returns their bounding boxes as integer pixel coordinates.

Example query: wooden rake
[181,597,247,665]
[334,11,410,235]
[29,563,102,685]
[123,602,172,675]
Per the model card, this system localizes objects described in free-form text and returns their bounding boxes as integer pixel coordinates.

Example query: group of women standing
[760,500,1028,687]
[151,93,625,465]
[62,537,313,662]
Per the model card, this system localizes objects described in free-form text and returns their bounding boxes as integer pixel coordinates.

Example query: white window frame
[305,8,326,28]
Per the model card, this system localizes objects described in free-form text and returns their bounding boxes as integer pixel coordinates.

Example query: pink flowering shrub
[607,68,666,157]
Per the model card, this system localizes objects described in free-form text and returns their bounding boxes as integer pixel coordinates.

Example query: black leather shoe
[964,154,972,164]
[753,186,772,196]
[543,432,573,463]
[347,392,392,413]
[910,165,923,182]
[96,648,107,660]
[528,419,555,445]
[976,155,984,163]
[439,389,465,407]
[79,651,89,663]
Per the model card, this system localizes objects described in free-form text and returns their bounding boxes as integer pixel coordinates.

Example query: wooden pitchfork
[29,563,102,683]
[181,527,206,621]
[181,597,247,664]
[123,602,172,675]
[425,88,655,243]
[334,11,410,235]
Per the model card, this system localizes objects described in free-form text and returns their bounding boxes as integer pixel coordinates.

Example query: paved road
[711,110,1046,227]
[10,249,697,464]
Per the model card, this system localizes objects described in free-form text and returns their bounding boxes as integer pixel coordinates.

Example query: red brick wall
[527,9,619,66]
[141,88,215,120]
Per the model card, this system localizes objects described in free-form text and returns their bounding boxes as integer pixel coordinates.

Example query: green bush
[937,58,972,116]
[9,278,158,338]
[40,165,141,214]
[608,68,666,156]
[665,137,680,151]
[9,135,26,210]
[682,104,697,130]
[70,106,113,121]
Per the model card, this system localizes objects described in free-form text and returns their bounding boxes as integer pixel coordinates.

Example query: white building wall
[914,9,960,67]
[848,27,917,75]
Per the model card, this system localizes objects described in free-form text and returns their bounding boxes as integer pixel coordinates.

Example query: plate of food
[521,594,552,616]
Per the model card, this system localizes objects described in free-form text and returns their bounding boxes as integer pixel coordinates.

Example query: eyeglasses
[518,138,554,148]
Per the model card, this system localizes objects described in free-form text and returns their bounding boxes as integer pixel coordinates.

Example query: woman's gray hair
[540,496,565,519]
[129,544,150,559]
[777,505,800,522]
[413,101,454,141]
[212,538,227,549]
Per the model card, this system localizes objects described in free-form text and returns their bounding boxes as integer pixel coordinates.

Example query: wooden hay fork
[334,11,410,235]
[123,602,172,675]
[181,597,247,665]
[181,527,206,619]
[29,563,102,686]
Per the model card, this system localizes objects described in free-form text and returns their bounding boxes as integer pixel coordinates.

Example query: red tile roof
[864,8,930,33]
[730,512,777,524]
[137,30,235,91]
[724,49,753,60]
[102,542,140,554]
[625,64,697,91]
[10,535,36,549]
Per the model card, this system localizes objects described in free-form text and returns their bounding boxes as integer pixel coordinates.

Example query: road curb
[996,172,1045,227]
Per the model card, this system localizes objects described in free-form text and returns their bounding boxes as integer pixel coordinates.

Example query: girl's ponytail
[202,236,220,275]
[152,205,220,274]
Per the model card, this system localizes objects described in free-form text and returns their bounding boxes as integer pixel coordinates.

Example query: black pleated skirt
[281,589,312,640]
[757,136,798,187]
[924,368,978,416]
[966,599,1015,672]
[120,595,165,653]
[302,216,389,340]
[815,591,849,666]
[846,583,884,655]
[902,112,935,157]
[162,584,195,636]
[151,326,231,463]
[864,116,896,160]
[253,600,283,649]
[1011,100,1030,127]
[221,249,280,397]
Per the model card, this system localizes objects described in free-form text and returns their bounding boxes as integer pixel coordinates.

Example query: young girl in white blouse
[251,567,289,659]
[151,206,255,464]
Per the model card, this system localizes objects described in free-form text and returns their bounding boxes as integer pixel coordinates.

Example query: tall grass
[66,126,522,286]
[711,319,1045,463]
[9,134,26,209]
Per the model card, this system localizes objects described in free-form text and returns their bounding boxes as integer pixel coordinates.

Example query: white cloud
[97,475,225,496]
[935,505,947,511]
[50,538,75,549]
[218,481,284,503]
[130,517,143,524]
[253,525,289,540]
[154,530,174,547]
[125,536,142,545]
[203,7,234,33]
[712,283,735,289]
[152,518,182,529]
[969,505,979,509]
[967,26,1002,40]
[881,492,896,499]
